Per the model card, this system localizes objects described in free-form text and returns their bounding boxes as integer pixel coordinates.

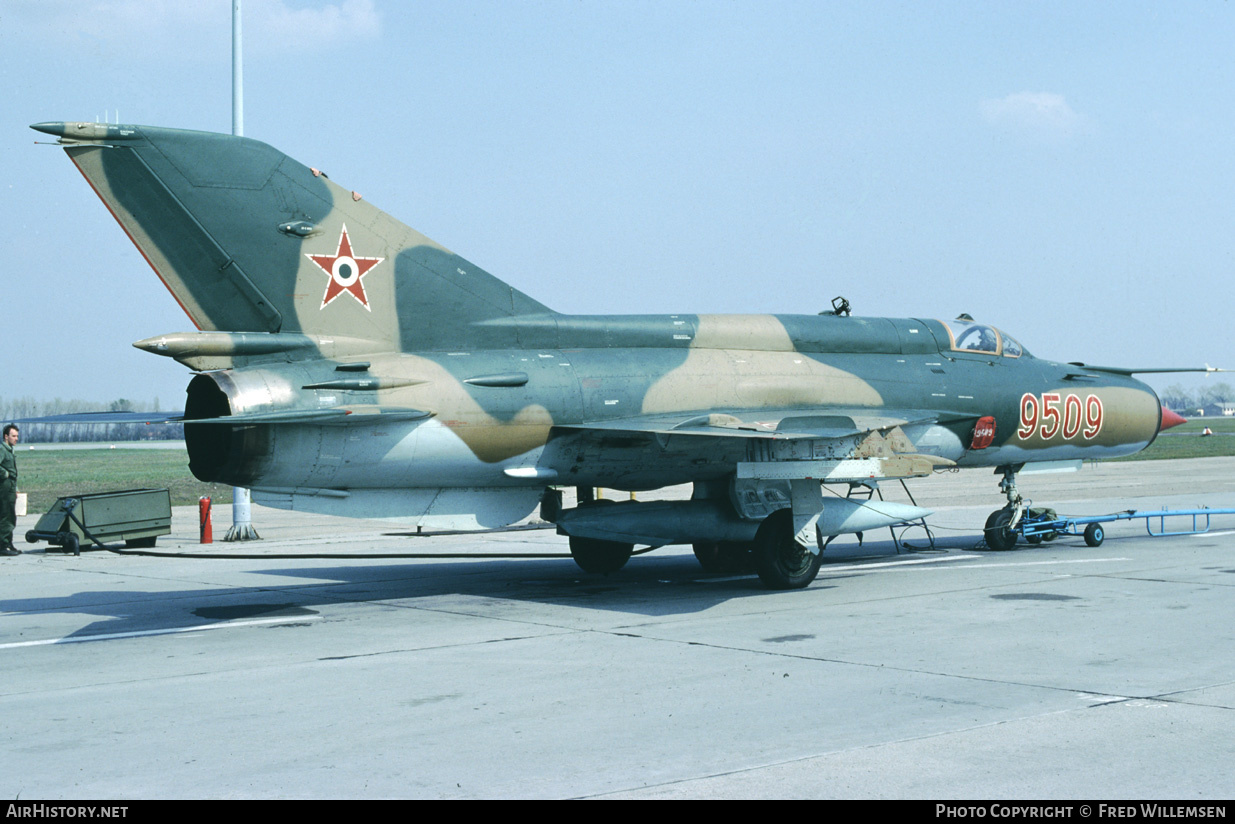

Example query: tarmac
[2,456,1234,799]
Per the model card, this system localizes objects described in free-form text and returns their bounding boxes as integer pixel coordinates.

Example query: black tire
[693,541,754,573]
[24,531,38,545]
[984,509,1018,550]
[539,488,563,523]
[753,509,822,589]
[1083,523,1105,547]
[1026,534,1043,545]
[692,542,723,572]
[569,536,633,573]
[64,534,80,556]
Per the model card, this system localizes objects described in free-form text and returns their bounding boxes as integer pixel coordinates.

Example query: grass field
[15,447,232,512]
[12,418,1235,514]
[1112,415,1235,461]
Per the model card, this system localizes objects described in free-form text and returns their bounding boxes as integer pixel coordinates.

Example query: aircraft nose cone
[1160,406,1187,431]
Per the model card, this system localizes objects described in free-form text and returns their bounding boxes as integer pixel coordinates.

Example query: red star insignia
[305,224,384,310]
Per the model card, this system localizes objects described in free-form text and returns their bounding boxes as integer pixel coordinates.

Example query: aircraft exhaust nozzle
[814,498,932,538]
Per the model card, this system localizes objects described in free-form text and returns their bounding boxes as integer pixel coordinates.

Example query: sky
[3,0,1233,407]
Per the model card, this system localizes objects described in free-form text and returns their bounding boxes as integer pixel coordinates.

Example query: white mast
[226,0,259,542]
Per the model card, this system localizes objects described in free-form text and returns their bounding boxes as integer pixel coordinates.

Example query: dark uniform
[0,437,17,553]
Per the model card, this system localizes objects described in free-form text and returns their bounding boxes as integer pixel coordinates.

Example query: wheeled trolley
[25,488,172,555]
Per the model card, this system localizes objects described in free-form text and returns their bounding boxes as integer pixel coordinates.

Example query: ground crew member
[1,424,20,556]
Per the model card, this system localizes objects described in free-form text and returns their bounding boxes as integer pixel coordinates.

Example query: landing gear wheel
[753,510,822,590]
[1083,523,1105,547]
[693,541,754,573]
[693,542,725,572]
[569,536,633,573]
[984,509,1018,550]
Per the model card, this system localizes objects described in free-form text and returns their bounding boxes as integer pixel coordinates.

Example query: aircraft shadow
[0,538,959,640]
[0,529,1000,642]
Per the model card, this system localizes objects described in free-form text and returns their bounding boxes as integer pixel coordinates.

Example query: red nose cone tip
[1160,407,1187,431]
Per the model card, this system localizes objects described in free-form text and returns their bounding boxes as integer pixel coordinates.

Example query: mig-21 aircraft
[31,120,1196,588]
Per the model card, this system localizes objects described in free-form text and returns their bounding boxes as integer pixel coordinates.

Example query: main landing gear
[693,511,825,588]
[569,535,634,573]
[559,484,826,589]
[752,509,823,590]
[567,497,633,573]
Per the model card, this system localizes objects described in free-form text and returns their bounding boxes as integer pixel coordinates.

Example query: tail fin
[33,121,552,351]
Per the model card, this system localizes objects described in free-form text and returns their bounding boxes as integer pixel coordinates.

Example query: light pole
[225,0,259,542]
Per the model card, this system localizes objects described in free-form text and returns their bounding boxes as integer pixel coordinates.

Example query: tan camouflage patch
[395,355,555,463]
[690,314,794,351]
[290,179,417,346]
[642,349,883,414]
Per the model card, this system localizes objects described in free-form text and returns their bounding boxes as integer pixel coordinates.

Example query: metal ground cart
[25,488,172,555]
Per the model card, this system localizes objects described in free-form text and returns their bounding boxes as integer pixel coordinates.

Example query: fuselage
[182,312,1164,495]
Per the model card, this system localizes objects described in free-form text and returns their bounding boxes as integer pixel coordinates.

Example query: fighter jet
[31,121,1196,588]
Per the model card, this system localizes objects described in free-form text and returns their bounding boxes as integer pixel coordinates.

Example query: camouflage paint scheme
[31,122,1170,580]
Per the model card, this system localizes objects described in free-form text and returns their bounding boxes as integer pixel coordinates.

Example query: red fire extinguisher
[199,496,212,544]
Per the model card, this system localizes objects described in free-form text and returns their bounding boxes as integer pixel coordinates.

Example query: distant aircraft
[31,120,1204,588]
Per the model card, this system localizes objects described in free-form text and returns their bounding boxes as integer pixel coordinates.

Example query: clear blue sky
[3,1,1232,407]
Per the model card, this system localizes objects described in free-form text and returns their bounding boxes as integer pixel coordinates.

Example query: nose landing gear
[984,464,1026,550]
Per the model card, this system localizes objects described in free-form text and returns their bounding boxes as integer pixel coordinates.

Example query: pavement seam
[585,627,1169,704]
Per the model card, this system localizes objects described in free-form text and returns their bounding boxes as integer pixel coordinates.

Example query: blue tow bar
[1017,507,1235,547]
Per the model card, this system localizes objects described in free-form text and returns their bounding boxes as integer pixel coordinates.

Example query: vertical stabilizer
[33,122,552,351]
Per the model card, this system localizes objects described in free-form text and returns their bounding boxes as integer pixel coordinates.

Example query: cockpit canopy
[941,318,1027,358]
